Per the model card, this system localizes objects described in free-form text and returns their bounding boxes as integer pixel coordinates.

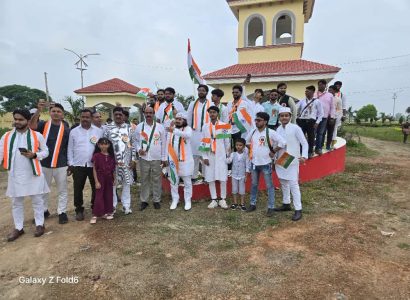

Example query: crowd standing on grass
[0,77,348,242]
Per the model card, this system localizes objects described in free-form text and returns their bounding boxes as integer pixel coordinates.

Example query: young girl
[90,138,116,224]
[227,138,250,211]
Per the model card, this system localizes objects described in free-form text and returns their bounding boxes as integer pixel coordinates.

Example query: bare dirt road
[0,137,409,299]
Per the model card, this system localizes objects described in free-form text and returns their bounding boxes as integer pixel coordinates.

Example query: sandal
[90,216,97,224]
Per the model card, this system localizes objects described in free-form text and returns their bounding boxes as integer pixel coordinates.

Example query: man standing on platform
[30,100,70,224]
[277,83,297,123]
[1,109,50,241]
[156,87,185,128]
[211,89,228,123]
[154,89,166,114]
[68,109,103,221]
[200,106,231,209]
[334,81,348,120]
[315,80,336,154]
[296,86,323,158]
[227,85,253,143]
[104,107,136,214]
[263,89,282,130]
[187,84,213,183]
[134,106,167,211]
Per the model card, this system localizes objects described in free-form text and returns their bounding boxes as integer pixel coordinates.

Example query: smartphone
[18,148,28,153]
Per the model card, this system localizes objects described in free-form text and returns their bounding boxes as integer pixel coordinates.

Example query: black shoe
[58,213,68,224]
[34,225,45,237]
[153,202,161,209]
[315,149,323,156]
[75,211,84,221]
[266,208,275,217]
[240,204,247,212]
[273,204,292,212]
[292,210,302,221]
[246,205,256,212]
[44,210,50,218]
[140,202,149,211]
[230,204,238,210]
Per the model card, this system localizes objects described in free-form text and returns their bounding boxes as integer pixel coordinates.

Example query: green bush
[0,127,10,137]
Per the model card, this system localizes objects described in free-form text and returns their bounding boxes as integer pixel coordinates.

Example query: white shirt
[216,103,229,123]
[134,121,167,161]
[297,98,324,124]
[0,129,50,198]
[252,101,265,119]
[68,125,103,167]
[156,99,186,128]
[246,127,286,166]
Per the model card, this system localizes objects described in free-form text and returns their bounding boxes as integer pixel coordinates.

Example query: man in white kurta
[156,87,185,129]
[187,85,213,182]
[0,109,49,241]
[274,107,308,221]
[211,89,229,123]
[227,85,253,142]
[167,112,194,211]
[200,106,231,209]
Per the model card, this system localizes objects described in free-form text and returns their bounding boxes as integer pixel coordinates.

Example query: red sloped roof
[203,60,340,80]
[74,78,140,94]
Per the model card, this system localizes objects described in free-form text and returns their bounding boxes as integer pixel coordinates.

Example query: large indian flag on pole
[188,39,205,84]
[137,88,151,99]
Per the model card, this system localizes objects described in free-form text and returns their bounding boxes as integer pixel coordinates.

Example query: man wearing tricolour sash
[167,112,194,211]
[30,100,70,224]
[227,85,253,143]
[0,109,49,241]
[187,84,213,183]
[200,106,231,209]
[134,106,167,211]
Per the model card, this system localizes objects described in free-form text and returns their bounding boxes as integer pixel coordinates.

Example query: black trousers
[323,119,336,149]
[72,166,96,213]
[297,118,316,155]
[268,124,278,130]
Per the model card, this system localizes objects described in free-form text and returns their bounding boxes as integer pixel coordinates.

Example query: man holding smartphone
[0,109,49,241]
[29,100,70,224]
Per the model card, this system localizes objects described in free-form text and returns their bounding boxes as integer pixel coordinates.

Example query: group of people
[0,79,347,242]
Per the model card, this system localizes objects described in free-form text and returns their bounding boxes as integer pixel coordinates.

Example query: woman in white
[167,112,194,211]
[274,107,308,221]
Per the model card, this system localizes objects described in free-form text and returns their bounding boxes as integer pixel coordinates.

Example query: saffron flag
[233,108,252,133]
[137,88,151,99]
[276,152,295,169]
[188,39,205,84]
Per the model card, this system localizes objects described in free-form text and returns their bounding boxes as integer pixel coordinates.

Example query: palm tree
[64,96,84,125]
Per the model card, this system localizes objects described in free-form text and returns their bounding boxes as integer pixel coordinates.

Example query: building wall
[82,93,145,109]
[237,0,305,63]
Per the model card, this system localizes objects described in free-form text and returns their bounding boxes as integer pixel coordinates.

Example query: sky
[1,0,410,115]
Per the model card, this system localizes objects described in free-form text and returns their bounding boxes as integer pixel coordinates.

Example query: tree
[399,115,405,124]
[356,104,377,123]
[176,93,195,110]
[380,112,387,124]
[406,107,410,121]
[64,96,84,125]
[0,85,49,112]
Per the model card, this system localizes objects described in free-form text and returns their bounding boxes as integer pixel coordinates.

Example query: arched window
[273,11,296,45]
[244,14,266,47]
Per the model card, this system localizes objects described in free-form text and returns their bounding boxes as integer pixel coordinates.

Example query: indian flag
[215,123,232,139]
[198,137,211,152]
[137,88,151,99]
[233,108,252,133]
[276,152,295,169]
[167,141,179,185]
[188,39,205,85]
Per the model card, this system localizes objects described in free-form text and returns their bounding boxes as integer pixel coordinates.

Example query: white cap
[176,112,188,120]
[278,107,292,115]
[29,108,38,114]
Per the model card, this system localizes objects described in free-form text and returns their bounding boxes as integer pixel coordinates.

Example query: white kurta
[275,123,308,181]
[187,99,214,156]
[156,99,186,128]
[201,122,230,182]
[0,130,50,198]
[167,126,194,177]
[217,103,229,123]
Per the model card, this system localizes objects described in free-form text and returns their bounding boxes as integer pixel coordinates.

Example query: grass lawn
[344,124,404,143]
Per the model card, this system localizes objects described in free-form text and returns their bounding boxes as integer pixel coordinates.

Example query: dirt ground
[0,137,409,300]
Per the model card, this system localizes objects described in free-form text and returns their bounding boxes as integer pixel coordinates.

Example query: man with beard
[277,83,297,124]
[154,89,166,113]
[187,84,213,183]
[167,112,194,211]
[30,100,70,224]
[1,109,49,241]
[134,106,167,211]
[68,109,103,220]
[263,89,282,130]
[227,85,253,143]
[156,87,185,129]
[104,107,136,215]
